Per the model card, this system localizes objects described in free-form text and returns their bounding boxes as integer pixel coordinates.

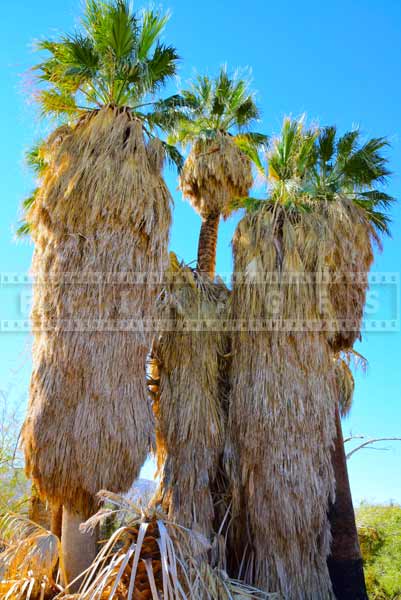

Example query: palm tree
[148,71,265,539]
[171,67,267,278]
[149,254,230,539]
[21,0,182,590]
[229,118,393,598]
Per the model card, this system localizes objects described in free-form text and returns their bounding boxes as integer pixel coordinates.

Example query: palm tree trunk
[61,507,98,593]
[327,403,368,599]
[197,212,220,278]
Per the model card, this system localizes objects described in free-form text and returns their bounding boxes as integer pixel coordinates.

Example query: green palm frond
[242,117,394,237]
[37,89,80,118]
[34,0,179,121]
[234,132,268,175]
[171,67,265,145]
[16,221,32,238]
[17,143,47,238]
[318,126,336,164]
[160,141,184,173]
[25,144,46,175]
[137,9,170,60]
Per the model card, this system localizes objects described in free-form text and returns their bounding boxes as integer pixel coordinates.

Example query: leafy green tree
[0,392,27,513]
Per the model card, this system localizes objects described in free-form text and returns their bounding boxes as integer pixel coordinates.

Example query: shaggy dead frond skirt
[152,264,229,537]
[22,107,172,515]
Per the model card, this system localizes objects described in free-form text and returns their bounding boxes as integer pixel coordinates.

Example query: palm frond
[137,9,170,60]
[243,117,394,238]
[160,141,184,173]
[37,88,80,119]
[33,0,179,124]
[234,132,267,175]
[318,125,336,164]
[144,43,179,92]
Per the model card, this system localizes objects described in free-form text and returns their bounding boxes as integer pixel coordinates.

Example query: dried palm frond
[228,205,339,598]
[22,106,172,517]
[78,490,209,600]
[179,134,253,219]
[335,357,355,418]
[323,200,375,352]
[191,563,281,600]
[150,255,230,538]
[0,513,60,599]
[78,491,277,600]
[28,486,50,531]
[334,349,367,417]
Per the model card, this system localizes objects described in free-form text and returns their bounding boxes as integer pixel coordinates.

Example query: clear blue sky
[1,0,400,504]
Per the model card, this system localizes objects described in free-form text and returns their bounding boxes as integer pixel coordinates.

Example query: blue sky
[0,0,400,504]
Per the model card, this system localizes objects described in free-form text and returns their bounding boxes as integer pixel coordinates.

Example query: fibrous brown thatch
[228,203,342,599]
[322,200,376,353]
[179,134,253,278]
[22,106,172,517]
[179,133,253,220]
[150,255,229,538]
[335,356,356,418]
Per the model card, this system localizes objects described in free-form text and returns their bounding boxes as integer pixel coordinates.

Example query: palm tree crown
[171,68,266,278]
[35,0,183,138]
[18,0,185,237]
[252,117,393,234]
[172,67,264,144]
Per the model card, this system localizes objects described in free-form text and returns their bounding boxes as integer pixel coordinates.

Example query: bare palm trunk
[327,403,368,599]
[61,507,98,593]
[197,211,220,278]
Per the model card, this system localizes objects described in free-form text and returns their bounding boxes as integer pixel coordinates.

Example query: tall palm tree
[148,71,265,539]
[21,0,181,590]
[171,67,267,278]
[229,118,393,598]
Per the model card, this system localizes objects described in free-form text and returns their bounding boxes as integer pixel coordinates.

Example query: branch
[346,437,401,460]
[344,435,365,443]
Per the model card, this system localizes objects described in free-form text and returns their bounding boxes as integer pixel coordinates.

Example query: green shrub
[357,503,401,599]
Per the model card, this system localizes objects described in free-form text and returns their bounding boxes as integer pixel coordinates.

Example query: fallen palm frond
[0,513,61,599]
[191,563,281,600]
[228,204,340,598]
[22,105,172,517]
[150,255,230,539]
[0,498,279,600]
[78,491,278,600]
[78,490,209,599]
[179,133,253,220]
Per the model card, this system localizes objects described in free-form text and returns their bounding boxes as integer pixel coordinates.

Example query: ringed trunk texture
[197,212,220,279]
[61,507,98,593]
[22,107,172,518]
[327,404,368,600]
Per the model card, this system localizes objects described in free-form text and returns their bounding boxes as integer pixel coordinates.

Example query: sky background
[0,0,400,505]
